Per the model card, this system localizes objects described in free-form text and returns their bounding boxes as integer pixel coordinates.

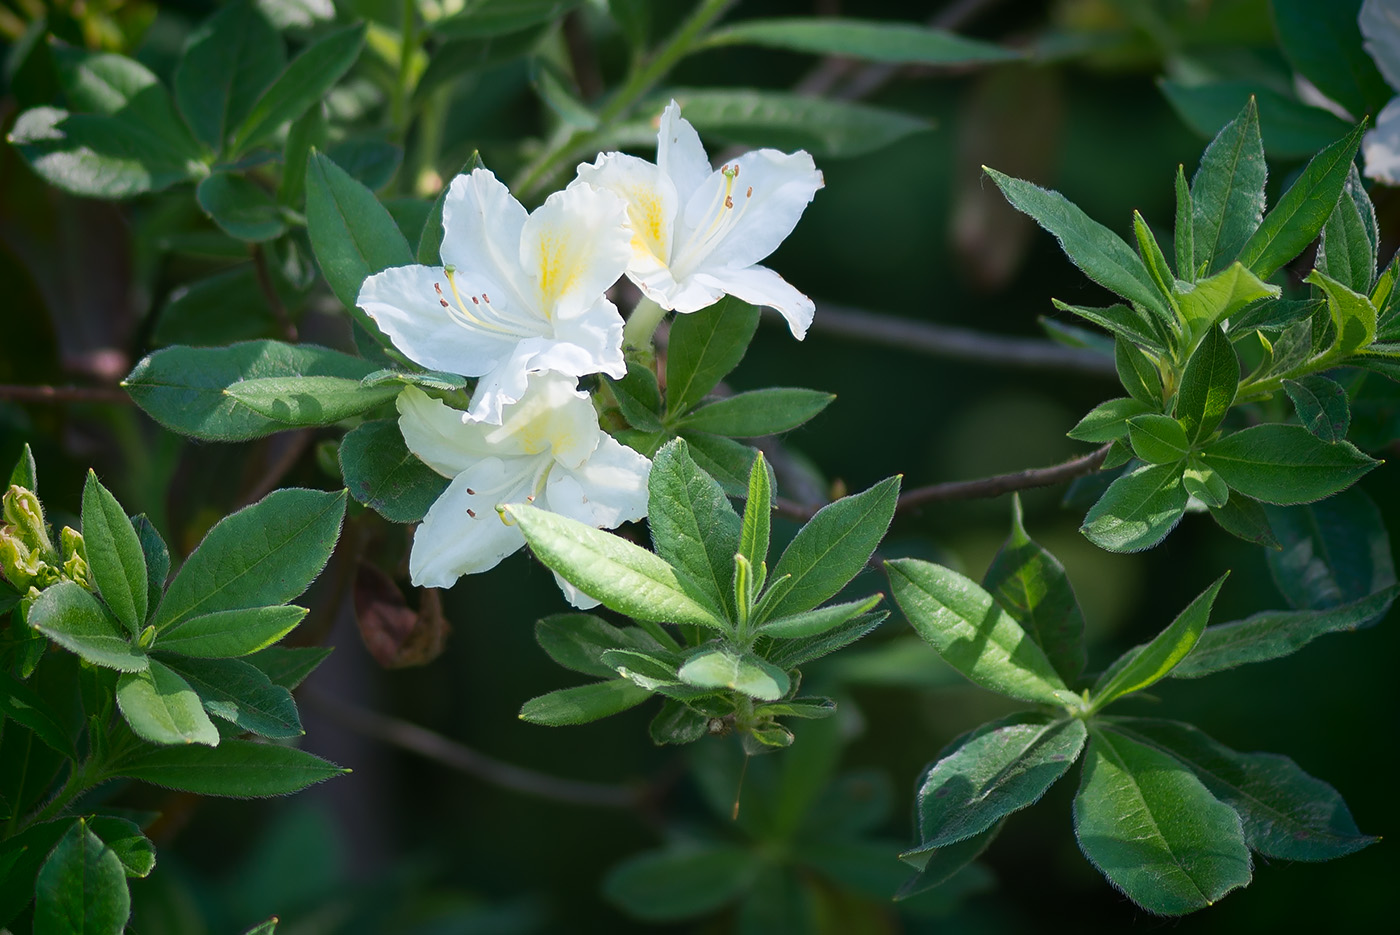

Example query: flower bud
[3,485,54,558]
[0,532,41,590]
[60,526,92,589]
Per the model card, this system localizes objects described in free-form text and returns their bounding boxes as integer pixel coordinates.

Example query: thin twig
[0,384,132,405]
[238,429,314,506]
[301,688,642,810]
[251,244,298,343]
[795,303,1116,377]
[772,443,1113,522]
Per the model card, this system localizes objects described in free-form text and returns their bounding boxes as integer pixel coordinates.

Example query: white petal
[357,264,515,375]
[634,267,726,314]
[553,571,602,609]
[519,179,632,320]
[478,371,601,468]
[676,148,823,275]
[575,151,679,270]
[1362,0,1400,91]
[397,386,505,475]
[657,100,712,206]
[693,265,815,339]
[441,169,536,313]
[1365,97,1400,184]
[409,464,530,587]
[544,434,651,528]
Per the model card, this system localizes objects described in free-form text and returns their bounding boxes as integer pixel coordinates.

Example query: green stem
[389,0,418,136]
[511,0,737,197]
[622,297,668,353]
[17,758,94,834]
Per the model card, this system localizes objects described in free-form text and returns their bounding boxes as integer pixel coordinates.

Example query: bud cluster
[0,484,91,597]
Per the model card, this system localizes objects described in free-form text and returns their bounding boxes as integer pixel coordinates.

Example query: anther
[724,195,734,209]
[434,282,444,294]
[471,296,480,304]
[466,488,476,495]
[746,187,753,198]
[467,508,477,518]
[483,293,491,303]
[439,299,449,307]
[526,495,535,502]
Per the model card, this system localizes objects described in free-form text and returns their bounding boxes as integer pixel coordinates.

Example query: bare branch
[301,688,642,810]
[0,384,132,405]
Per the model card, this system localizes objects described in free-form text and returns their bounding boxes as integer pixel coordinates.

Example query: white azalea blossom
[576,101,825,339]
[397,375,650,604]
[1361,0,1400,183]
[358,168,633,424]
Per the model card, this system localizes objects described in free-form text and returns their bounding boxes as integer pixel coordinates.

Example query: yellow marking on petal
[624,183,670,263]
[534,229,582,313]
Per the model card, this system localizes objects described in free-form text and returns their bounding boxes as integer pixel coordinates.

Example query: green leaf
[1237,121,1367,280]
[607,361,664,431]
[160,655,303,739]
[703,17,1019,64]
[677,388,833,437]
[1189,97,1266,276]
[123,340,377,442]
[762,476,900,621]
[896,822,1002,900]
[649,700,710,745]
[758,594,882,639]
[131,515,169,612]
[981,496,1087,683]
[173,0,284,152]
[33,820,130,935]
[1183,458,1229,508]
[116,658,221,746]
[1306,268,1377,355]
[433,0,581,38]
[0,671,77,757]
[326,139,403,192]
[518,679,654,726]
[1200,424,1377,505]
[665,296,760,418]
[985,167,1170,321]
[1284,375,1350,442]
[1176,325,1239,444]
[86,816,155,879]
[886,559,1077,706]
[1106,717,1377,861]
[1067,397,1153,442]
[677,650,789,701]
[911,713,1086,851]
[1161,79,1353,161]
[1073,726,1251,915]
[1317,165,1377,293]
[1127,414,1190,464]
[1080,462,1189,553]
[9,443,36,491]
[338,419,449,523]
[534,613,667,680]
[740,451,771,577]
[416,152,485,264]
[647,438,742,617]
[506,503,727,631]
[107,738,345,796]
[28,581,148,672]
[679,431,762,495]
[1114,338,1163,407]
[196,173,287,242]
[152,265,296,347]
[603,844,760,922]
[244,645,332,690]
[0,819,76,928]
[241,920,278,935]
[1265,489,1395,609]
[1210,493,1280,548]
[1090,574,1227,710]
[1174,164,1194,280]
[82,470,147,637]
[156,604,306,658]
[1052,300,1166,352]
[1173,585,1397,678]
[1273,0,1391,120]
[228,23,366,155]
[1133,211,1175,303]
[154,488,345,630]
[657,89,930,159]
[1176,262,1280,332]
[306,148,414,310]
[599,649,683,691]
[223,375,399,426]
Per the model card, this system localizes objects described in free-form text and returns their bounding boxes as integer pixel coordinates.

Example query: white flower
[1361,0,1400,184]
[358,168,633,423]
[397,374,651,604]
[576,101,825,339]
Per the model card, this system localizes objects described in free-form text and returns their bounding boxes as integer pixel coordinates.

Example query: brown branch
[0,384,132,405]
[251,244,298,343]
[301,688,643,810]
[795,303,1116,377]
[772,443,1113,522]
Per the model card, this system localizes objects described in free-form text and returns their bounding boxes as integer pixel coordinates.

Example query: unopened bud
[60,527,91,588]
[138,625,156,649]
[3,485,53,557]
[0,533,40,590]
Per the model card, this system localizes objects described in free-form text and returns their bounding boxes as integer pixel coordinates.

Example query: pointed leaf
[1052,300,1165,353]
[28,581,148,672]
[740,450,772,576]
[244,645,333,690]
[765,611,887,669]
[519,679,654,726]
[758,594,882,639]
[81,471,147,637]
[1127,414,1190,464]
[173,0,284,152]
[223,375,399,426]
[131,515,169,615]
[1317,164,1378,292]
[1114,338,1163,406]
[896,822,1002,900]
[338,419,449,523]
[665,296,760,417]
[86,816,155,879]
[1174,164,1194,279]
[107,738,345,796]
[33,820,129,935]
[677,388,833,437]
[156,604,306,659]
[1176,262,1280,331]
[1080,462,1189,553]
[1284,375,1351,442]
[116,658,221,746]
[1200,425,1377,505]
[0,671,77,757]
[1067,397,1152,443]
[534,613,666,680]
[162,655,304,738]
[1176,325,1239,444]
[647,438,742,616]
[1210,493,1281,549]
[1306,268,1377,355]
[1190,97,1266,275]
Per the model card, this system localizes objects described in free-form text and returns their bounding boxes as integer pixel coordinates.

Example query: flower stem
[623,297,668,352]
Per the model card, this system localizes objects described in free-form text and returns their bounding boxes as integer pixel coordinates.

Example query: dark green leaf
[1265,488,1395,609]
[704,18,1020,64]
[677,388,833,437]
[86,816,155,878]
[0,671,77,756]
[896,822,1002,900]
[519,679,653,726]
[415,30,549,103]
[223,375,399,426]
[1114,338,1164,407]
[1172,585,1397,678]
[154,488,346,630]
[603,844,759,922]
[1284,375,1351,442]
[326,139,402,191]
[534,613,666,680]
[153,265,294,347]
[766,611,887,669]
[433,0,580,38]
[196,172,286,242]
[124,340,377,442]
[1210,493,1281,548]
[886,559,1077,706]
[665,296,760,417]
[1189,97,1266,276]
[416,152,485,264]
[981,496,1087,683]
[1073,726,1251,915]
[108,738,344,796]
[339,419,449,524]
[986,167,1170,320]
[244,645,332,690]
[0,819,76,928]
[607,361,664,431]
[28,581,148,672]
[173,0,284,152]
[680,431,761,495]
[649,699,709,745]
[1200,424,1377,504]
[131,515,170,612]
[9,443,36,491]
[647,438,742,616]
[758,594,882,639]
[156,604,306,658]
[161,655,303,738]
[1273,0,1391,120]
[1080,461,1189,552]
[82,470,147,637]
[1161,79,1352,161]
[33,820,130,935]
[1317,164,1378,293]
[1176,325,1239,444]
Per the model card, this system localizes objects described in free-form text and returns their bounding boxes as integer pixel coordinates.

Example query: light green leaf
[28,581,148,672]
[886,559,1077,706]
[1090,574,1227,710]
[1176,262,1280,331]
[1133,210,1176,303]
[1317,165,1378,293]
[154,488,345,630]
[223,375,399,426]
[173,0,284,152]
[1068,397,1153,443]
[677,388,833,438]
[160,655,303,739]
[739,450,772,585]
[82,470,147,637]
[107,738,345,796]
[1183,458,1229,508]
[1189,97,1266,276]
[33,820,130,935]
[1306,268,1377,355]
[156,604,306,658]
[1174,164,1193,280]
[1127,414,1190,464]
[1114,338,1163,406]
[506,503,727,631]
[647,438,742,617]
[1175,325,1239,445]
[1200,424,1377,505]
[1073,726,1251,915]
[116,658,221,746]
[665,296,760,418]
[1080,462,1189,553]
[338,419,449,523]
[677,650,789,701]
[758,594,882,639]
[519,679,654,726]
[703,17,1020,64]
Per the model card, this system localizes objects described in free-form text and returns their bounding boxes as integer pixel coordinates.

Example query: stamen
[467,508,477,518]
[466,488,476,495]
[724,195,734,209]
[483,293,491,303]
[746,187,753,198]
[439,299,449,307]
